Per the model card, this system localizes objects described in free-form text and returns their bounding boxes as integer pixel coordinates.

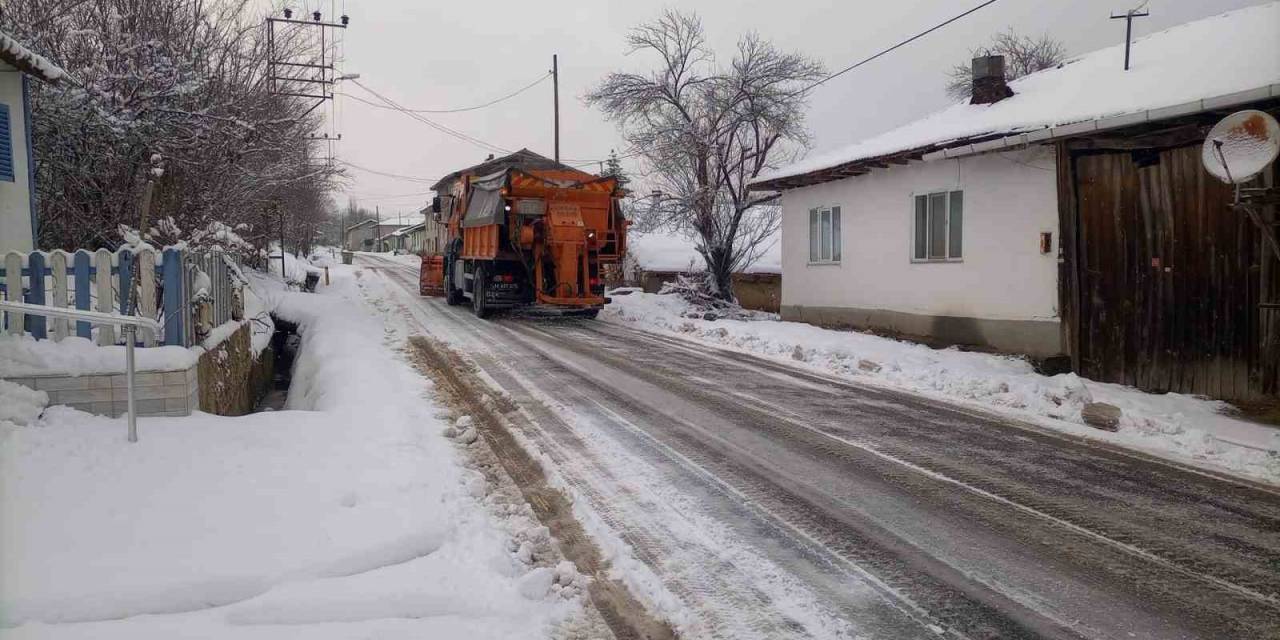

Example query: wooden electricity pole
[553,54,560,163]
[1110,8,1149,71]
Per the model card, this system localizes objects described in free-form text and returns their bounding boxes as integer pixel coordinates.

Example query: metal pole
[124,325,138,443]
[553,54,560,163]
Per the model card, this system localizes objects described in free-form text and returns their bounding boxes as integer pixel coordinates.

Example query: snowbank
[604,291,1280,484]
[0,335,197,377]
[0,379,46,425]
[0,269,578,637]
[267,244,322,284]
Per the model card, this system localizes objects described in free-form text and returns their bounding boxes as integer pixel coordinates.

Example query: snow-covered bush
[2,0,343,255]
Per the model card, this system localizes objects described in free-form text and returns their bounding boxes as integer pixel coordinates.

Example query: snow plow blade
[419,255,445,297]
[510,304,604,319]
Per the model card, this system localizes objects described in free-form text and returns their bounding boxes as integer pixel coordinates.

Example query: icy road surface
[358,254,1280,640]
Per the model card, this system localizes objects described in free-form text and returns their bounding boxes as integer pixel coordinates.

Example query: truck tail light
[589,278,600,287]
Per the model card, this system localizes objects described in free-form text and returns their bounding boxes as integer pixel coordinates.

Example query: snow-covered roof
[345,218,378,231]
[630,230,781,275]
[390,222,426,236]
[0,30,65,83]
[754,3,1280,190]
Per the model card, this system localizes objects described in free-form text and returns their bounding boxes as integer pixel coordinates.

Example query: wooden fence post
[25,252,46,339]
[162,248,184,346]
[95,248,115,345]
[117,249,133,321]
[3,252,22,334]
[138,247,157,346]
[50,251,69,341]
[73,250,92,339]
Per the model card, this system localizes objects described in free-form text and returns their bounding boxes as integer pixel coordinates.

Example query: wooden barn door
[1070,144,1277,400]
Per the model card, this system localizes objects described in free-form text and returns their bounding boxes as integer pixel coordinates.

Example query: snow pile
[0,379,47,426]
[0,270,579,637]
[267,244,322,284]
[757,3,1280,184]
[0,335,198,377]
[604,291,1280,483]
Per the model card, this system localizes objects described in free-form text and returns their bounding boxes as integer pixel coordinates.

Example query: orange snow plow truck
[419,150,627,318]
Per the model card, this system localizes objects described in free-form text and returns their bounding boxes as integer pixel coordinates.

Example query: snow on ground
[604,291,1280,484]
[267,244,323,284]
[0,335,197,376]
[0,266,583,638]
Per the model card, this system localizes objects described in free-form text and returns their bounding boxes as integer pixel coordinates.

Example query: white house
[751,3,1280,402]
[0,31,63,253]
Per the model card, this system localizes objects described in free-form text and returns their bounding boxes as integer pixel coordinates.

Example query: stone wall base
[781,304,1064,359]
[4,366,199,418]
[198,322,274,416]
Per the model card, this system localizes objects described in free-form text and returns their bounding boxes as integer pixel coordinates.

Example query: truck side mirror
[431,196,441,214]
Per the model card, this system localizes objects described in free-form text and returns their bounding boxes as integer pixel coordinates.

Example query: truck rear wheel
[445,260,464,306]
[472,264,491,319]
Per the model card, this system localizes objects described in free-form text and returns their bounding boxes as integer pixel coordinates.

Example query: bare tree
[945,29,1066,101]
[587,10,823,301]
[2,0,345,261]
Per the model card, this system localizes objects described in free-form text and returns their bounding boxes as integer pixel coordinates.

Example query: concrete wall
[780,145,1063,356]
[5,367,200,418]
[0,64,34,253]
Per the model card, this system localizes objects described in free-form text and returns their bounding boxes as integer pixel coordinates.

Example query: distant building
[344,219,406,251]
[0,31,64,252]
[624,229,782,313]
[416,206,449,256]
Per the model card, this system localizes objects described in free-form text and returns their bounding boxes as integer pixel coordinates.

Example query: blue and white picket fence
[0,248,241,349]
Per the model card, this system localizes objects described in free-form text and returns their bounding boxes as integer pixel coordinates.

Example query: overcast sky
[319,0,1263,218]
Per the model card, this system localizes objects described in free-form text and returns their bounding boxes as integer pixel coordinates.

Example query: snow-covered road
[358,254,1280,640]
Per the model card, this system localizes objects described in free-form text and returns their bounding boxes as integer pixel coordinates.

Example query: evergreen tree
[604,149,630,189]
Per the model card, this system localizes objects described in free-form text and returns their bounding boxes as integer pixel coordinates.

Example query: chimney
[970,54,1013,105]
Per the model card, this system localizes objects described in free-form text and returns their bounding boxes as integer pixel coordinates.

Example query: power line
[572,0,1000,169]
[339,72,551,114]
[345,188,438,199]
[337,159,439,184]
[347,79,512,154]
[790,0,1000,96]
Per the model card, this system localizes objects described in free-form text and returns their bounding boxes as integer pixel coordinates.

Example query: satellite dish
[1201,109,1280,184]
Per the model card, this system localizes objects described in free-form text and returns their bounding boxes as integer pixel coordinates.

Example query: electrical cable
[339,72,551,114]
[337,159,439,184]
[788,0,1000,97]
[347,79,511,154]
[568,0,1000,169]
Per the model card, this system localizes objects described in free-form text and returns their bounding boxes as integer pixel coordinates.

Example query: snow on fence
[0,248,241,349]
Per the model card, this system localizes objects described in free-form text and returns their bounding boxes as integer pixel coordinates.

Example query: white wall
[0,64,34,253]
[781,145,1059,322]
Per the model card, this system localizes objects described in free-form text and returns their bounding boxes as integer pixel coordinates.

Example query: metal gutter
[921,83,1280,162]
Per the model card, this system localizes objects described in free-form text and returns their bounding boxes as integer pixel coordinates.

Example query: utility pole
[553,54,560,163]
[1110,8,1149,71]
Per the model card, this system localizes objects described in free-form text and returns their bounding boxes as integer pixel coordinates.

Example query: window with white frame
[912,190,963,261]
[808,206,841,263]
